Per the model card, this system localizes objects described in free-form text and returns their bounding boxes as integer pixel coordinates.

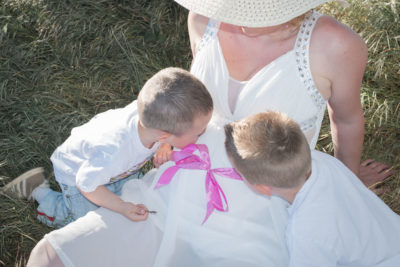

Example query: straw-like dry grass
[0,0,399,266]
[318,0,400,213]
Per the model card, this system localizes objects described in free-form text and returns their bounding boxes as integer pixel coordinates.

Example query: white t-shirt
[50,101,159,192]
[286,151,400,267]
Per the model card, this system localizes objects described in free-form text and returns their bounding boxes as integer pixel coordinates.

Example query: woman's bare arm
[310,16,367,177]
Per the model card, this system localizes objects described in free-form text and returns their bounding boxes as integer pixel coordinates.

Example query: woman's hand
[153,143,172,168]
[360,159,396,194]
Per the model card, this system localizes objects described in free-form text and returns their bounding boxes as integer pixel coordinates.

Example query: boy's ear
[255,184,272,196]
[157,132,172,143]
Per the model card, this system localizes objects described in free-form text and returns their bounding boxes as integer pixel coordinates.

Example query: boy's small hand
[153,143,172,168]
[121,202,149,222]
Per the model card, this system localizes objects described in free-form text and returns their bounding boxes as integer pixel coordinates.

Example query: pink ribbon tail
[154,165,181,189]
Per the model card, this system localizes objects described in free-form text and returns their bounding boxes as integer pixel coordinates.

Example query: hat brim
[175,0,332,27]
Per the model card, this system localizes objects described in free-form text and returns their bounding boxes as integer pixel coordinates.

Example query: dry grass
[0,0,399,265]
[317,0,400,213]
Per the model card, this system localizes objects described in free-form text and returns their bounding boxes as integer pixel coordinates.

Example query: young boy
[3,67,213,228]
[224,111,400,267]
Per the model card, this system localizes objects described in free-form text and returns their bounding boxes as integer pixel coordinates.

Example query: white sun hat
[174,0,348,27]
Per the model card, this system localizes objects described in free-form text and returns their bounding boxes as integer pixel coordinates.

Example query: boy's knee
[27,238,64,267]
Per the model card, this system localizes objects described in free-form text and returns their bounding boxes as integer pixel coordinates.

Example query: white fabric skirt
[45,122,289,267]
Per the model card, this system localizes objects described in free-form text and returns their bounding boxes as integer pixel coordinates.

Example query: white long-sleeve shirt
[286,151,400,267]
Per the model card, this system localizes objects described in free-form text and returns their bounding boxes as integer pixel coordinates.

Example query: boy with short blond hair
[224,111,311,189]
[225,111,400,267]
[4,67,213,228]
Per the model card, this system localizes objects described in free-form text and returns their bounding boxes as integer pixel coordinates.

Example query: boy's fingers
[162,153,168,162]
[138,210,149,220]
[136,204,148,214]
[153,152,169,167]
[153,160,159,168]
[153,156,161,167]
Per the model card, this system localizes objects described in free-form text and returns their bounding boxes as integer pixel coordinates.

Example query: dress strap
[196,19,220,54]
[295,11,326,112]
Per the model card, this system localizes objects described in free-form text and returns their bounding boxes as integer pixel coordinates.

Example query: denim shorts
[36,174,137,227]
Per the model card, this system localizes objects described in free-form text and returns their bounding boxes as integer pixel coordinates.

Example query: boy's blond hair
[224,111,311,188]
[138,67,213,136]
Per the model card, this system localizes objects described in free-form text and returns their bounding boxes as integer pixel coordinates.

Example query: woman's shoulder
[311,15,367,61]
[309,14,368,94]
[188,11,209,35]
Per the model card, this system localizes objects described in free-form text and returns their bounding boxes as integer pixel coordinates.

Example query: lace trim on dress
[299,115,318,133]
[196,19,220,54]
[196,13,325,142]
[295,11,326,112]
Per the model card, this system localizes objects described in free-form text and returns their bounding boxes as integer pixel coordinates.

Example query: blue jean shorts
[36,174,137,228]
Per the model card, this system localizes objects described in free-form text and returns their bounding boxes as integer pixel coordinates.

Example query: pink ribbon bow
[154,144,242,224]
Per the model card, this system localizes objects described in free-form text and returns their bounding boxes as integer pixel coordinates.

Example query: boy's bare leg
[27,239,64,267]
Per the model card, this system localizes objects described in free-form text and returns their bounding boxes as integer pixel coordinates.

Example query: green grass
[0,0,399,265]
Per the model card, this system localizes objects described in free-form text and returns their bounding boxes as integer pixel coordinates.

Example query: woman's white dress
[45,11,327,267]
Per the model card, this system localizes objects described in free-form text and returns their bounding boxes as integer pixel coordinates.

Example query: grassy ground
[0,0,399,266]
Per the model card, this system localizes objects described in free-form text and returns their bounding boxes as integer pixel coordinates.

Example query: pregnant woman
[28,0,389,266]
